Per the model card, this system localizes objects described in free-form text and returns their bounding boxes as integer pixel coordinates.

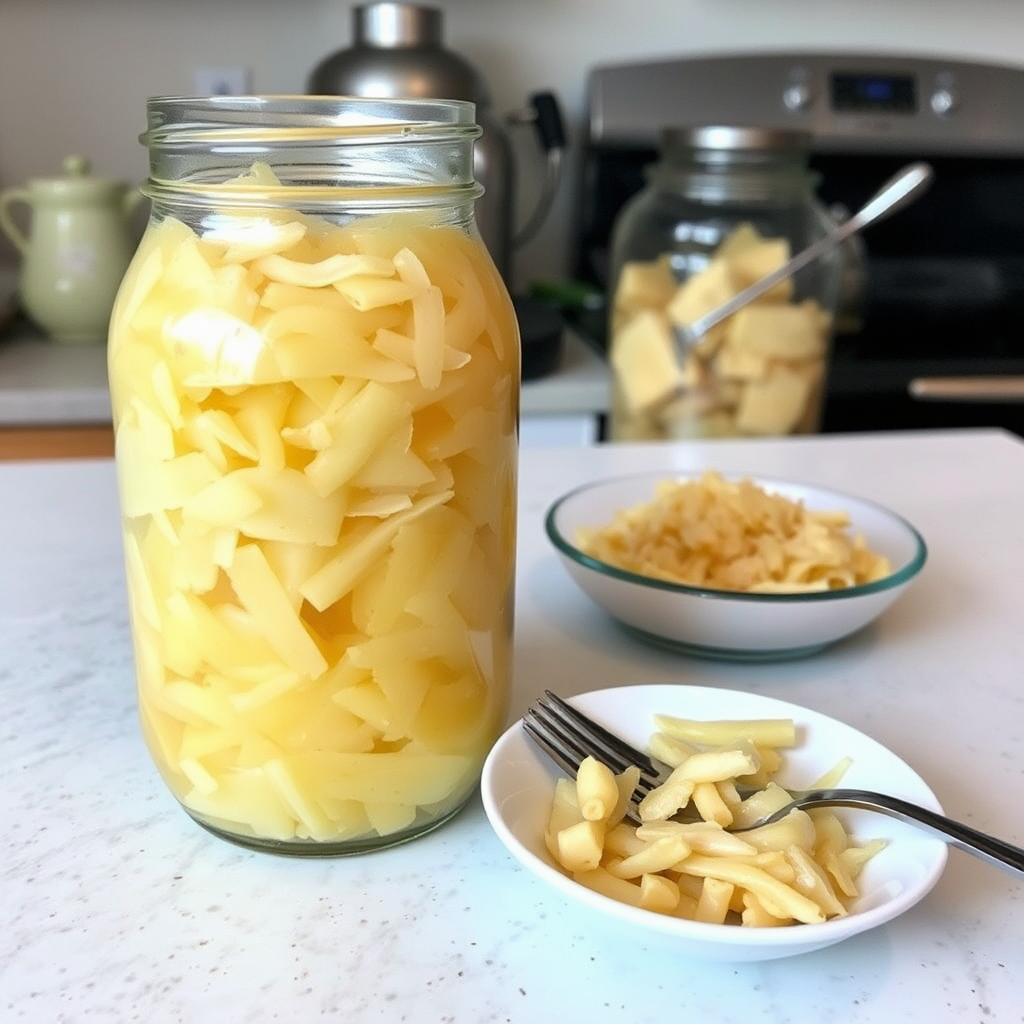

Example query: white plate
[545,472,927,661]
[481,684,948,962]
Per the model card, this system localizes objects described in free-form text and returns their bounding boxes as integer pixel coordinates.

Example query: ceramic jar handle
[0,189,31,252]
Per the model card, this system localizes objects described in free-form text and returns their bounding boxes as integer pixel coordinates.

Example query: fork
[523,689,1024,878]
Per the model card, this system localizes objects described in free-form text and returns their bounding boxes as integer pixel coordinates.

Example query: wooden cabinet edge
[0,425,115,461]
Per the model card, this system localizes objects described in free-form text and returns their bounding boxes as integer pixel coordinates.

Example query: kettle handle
[511,91,568,251]
[530,92,567,152]
[0,188,31,253]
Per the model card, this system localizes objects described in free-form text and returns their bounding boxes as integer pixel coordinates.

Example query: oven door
[812,152,1024,435]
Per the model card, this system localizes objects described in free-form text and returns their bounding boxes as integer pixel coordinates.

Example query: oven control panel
[588,52,1024,154]
[782,62,953,119]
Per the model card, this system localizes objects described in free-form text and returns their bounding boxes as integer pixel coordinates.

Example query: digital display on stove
[831,72,916,113]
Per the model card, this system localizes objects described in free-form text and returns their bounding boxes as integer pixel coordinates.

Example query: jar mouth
[660,124,812,155]
[648,123,819,203]
[140,95,483,210]
[142,95,481,146]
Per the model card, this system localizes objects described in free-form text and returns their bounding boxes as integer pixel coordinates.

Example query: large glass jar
[108,96,520,855]
[607,125,842,441]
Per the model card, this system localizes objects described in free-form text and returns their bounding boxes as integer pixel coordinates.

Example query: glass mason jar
[108,96,520,855]
[607,125,842,441]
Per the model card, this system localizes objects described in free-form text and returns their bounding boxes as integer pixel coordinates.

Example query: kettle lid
[354,2,443,47]
[26,155,125,203]
[309,2,491,106]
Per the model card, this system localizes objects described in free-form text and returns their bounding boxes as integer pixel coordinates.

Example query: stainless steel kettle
[307,2,565,284]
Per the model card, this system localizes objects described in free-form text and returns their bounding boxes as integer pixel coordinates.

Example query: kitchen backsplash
[1,0,1021,291]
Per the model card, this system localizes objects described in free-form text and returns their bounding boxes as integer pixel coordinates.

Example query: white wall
[2,0,1023,288]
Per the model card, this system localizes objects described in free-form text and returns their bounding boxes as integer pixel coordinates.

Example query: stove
[570,51,1024,435]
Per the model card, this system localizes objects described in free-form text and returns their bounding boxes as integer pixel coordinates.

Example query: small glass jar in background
[607,125,842,441]
[108,96,520,855]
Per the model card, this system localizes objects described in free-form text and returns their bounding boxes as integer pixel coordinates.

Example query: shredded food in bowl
[574,471,891,593]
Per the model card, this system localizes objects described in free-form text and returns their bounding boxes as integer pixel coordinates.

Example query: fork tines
[524,690,664,800]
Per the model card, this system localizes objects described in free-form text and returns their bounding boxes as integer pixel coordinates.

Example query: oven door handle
[908,376,1024,402]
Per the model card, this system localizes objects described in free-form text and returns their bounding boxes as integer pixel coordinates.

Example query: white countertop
[0,320,610,427]
[518,328,609,416]
[3,429,1022,1023]
[0,323,112,425]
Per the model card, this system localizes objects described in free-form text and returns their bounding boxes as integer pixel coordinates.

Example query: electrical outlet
[193,66,251,96]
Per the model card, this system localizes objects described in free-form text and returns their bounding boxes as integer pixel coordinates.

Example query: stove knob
[930,87,957,116]
[782,82,812,112]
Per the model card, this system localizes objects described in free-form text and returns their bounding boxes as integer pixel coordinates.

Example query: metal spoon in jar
[673,160,935,356]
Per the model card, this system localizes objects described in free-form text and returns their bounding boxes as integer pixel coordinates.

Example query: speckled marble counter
[2,430,1022,1023]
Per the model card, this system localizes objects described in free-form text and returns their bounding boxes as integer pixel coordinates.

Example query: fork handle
[795,789,1024,878]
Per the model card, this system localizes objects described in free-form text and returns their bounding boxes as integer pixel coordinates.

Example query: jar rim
[142,95,481,148]
[660,124,811,154]
[139,94,483,210]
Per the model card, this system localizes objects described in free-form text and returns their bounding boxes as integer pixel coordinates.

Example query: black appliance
[571,52,1024,435]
